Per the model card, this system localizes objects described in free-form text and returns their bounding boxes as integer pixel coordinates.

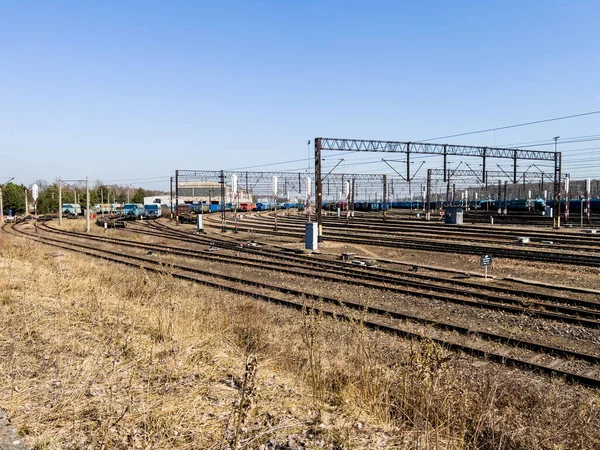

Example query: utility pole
[554,137,561,227]
[58,179,62,225]
[426,169,432,221]
[220,170,226,232]
[315,139,323,243]
[24,188,28,217]
[503,181,508,215]
[86,176,90,233]
[382,175,387,221]
[170,176,174,219]
[175,170,179,225]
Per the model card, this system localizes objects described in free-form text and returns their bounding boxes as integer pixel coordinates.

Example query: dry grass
[0,234,599,449]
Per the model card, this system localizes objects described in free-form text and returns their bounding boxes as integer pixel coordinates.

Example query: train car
[551,198,600,215]
[175,204,191,215]
[144,204,162,218]
[530,198,546,212]
[239,202,255,212]
[124,203,145,218]
[255,202,273,211]
[61,203,82,216]
[190,202,209,214]
[467,200,481,210]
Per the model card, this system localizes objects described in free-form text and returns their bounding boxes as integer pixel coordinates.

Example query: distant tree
[116,192,126,204]
[36,183,77,214]
[132,187,146,204]
[95,184,110,204]
[2,183,26,214]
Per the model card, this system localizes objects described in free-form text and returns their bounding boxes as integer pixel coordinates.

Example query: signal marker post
[480,254,492,279]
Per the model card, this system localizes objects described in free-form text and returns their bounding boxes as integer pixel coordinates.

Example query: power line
[419,110,600,142]
[103,176,171,182]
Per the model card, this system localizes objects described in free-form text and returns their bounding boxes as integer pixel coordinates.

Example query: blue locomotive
[123,203,145,219]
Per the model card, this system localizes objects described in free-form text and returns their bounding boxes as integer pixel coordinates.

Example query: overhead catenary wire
[418,110,600,142]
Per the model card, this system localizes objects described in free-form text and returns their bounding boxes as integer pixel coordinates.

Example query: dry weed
[0,234,598,449]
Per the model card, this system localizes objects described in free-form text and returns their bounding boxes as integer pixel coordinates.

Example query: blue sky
[1,0,599,190]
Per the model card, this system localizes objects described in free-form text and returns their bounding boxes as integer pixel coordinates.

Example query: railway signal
[32,183,39,229]
[480,254,493,279]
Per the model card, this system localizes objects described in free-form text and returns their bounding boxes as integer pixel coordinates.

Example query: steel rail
[5,223,599,388]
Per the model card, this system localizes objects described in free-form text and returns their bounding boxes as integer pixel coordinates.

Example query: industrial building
[143,181,252,208]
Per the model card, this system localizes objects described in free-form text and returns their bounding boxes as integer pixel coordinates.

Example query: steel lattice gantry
[173,169,415,228]
[174,170,409,207]
[315,137,562,241]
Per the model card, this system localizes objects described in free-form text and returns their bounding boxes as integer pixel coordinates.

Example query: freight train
[546,198,600,214]
[323,198,549,213]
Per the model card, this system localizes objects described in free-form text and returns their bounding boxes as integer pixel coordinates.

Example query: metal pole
[170,176,173,219]
[220,170,226,232]
[315,138,323,243]
[503,181,508,215]
[274,175,279,231]
[497,180,501,214]
[24,188,28,217]
[232,175,238,233]
[175,170,179,225]
[426,169,432,220]
[406,143,411,181]
[443,145,447,182]
[564,176,570,223]
[101,187,104,217]
[58,180,62,225]
[553,137,561,227]
[382,175,387,221]
[86,176,90,233]
[586,178,591,223]
[351,178,355,216]
[482,148,487,185]
[274,196,278,231]
[0,188,3,224]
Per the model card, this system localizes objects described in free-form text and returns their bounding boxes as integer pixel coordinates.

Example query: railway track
[201,213,600,267]
[268,213,600,249]
[144,221,599,300]
[38,221,600,329]
[5,221,600,388]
